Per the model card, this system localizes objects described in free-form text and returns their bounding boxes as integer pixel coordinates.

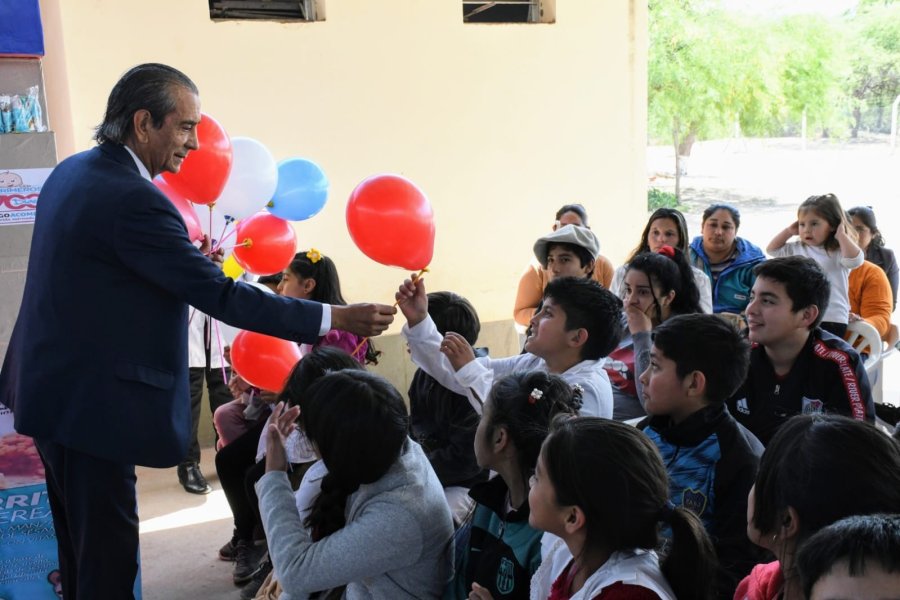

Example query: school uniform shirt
[727,328,875,446]
[639,404,765,600]
[530,537,674,600]
[404,316,613,418]
[447,476,542,599]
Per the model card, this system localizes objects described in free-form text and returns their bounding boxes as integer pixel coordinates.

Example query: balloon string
[349,268,429,358]
[218,239,252,252]
[212,227,238,253]
[212,317,228,384]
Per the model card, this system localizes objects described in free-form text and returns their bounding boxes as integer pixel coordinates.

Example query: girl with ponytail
[527,417,717,600]
[449,371,581,600]
[256,370,454,598]
[604,246,702,420]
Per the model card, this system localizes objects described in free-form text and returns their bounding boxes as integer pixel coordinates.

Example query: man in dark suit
[0,63,395,599]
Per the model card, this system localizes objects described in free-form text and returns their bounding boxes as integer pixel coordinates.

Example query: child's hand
[468,582,495,600]
[259,390,279,404]
[835,222,849,242]
[625,303,653,334]
[395,275,429,326]
[441,332,476,371]
[788,221,799,236]
[264,401,301,473]
[229,374,251,398]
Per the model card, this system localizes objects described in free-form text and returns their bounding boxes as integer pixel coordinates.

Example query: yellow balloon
[222,254,244,280]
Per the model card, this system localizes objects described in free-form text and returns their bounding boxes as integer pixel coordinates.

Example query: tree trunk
[851,106,862,138]
[672,122,681,201]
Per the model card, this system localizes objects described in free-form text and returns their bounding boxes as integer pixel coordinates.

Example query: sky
[720,0,859,17]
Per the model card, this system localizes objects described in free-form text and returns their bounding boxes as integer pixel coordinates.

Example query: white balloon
[214,137,278,222]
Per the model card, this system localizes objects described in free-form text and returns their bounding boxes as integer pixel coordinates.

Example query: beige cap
[533,224,600,268]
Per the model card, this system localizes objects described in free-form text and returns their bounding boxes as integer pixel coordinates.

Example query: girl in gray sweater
[257,370,454,599]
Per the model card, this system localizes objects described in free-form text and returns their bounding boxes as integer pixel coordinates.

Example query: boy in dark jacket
[638,313,764,600]
[727,256,874,445]
[409,291,488,523]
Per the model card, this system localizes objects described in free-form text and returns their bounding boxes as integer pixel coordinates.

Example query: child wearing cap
[513,224,613,327]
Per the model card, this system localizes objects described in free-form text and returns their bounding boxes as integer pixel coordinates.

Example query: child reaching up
[447,371,580,599]
[527,418,718,600]
[397,276,624,418]
[767,194,863,337]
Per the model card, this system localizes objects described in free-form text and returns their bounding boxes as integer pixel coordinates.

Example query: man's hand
[330,303,396,337]
[441,332,476,371]
[395,276,429,326]
[199,234,225,265]
[264,401,301,473]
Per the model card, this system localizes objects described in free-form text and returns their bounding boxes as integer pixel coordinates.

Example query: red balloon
[230,330,302,392]
[162,113,232,205]
[346,174,435,270]
[232,212,297,275]
[153,178,203,242]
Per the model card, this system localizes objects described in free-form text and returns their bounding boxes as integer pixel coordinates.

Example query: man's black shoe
[177,462,212,495]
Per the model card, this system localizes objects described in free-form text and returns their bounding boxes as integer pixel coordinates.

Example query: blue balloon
[266,158,329,221]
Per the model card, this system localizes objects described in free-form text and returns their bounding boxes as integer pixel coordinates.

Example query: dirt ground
[647,135,900,248]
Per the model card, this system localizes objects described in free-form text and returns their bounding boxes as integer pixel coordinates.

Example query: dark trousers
[216,418,267,540]
[821,321,848,338]
[186,365,232,464]
[35,437,139,600]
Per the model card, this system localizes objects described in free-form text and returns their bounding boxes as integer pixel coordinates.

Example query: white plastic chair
[845,320,882,372]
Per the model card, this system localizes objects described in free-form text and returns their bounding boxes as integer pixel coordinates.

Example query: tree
[844,3,900,136]
[648,0,781,198]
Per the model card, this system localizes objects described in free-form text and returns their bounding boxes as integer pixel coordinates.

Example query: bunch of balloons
[154,114,331,277]
[154,113,437,392]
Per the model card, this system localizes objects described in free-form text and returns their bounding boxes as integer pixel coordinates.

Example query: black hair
[483,372,580,502]
[542,277,624,360]
[542,418,717,600]
[301,371,409,541]
[702,204,741,230]
[427,291,481,345]
[277,346,364,409]
[546,241,595,270]
[797,514,900,598]
[555,204,589,227]
[94,63,198,145]
[627,208,690,262]
[257,273,283,287]
[751,415,900,548]
[652,314,750,402]
[287,251,379,364]
[848,206,885,248]
[798,194,851,252]
[624,248,702,320]
[753,256,830,328]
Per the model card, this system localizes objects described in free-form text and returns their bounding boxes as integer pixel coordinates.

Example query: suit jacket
[0,143,323,467]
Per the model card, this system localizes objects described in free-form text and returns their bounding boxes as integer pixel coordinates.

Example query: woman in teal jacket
[689,204,765,315]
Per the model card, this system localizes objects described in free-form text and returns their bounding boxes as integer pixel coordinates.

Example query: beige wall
[39,0,648,435]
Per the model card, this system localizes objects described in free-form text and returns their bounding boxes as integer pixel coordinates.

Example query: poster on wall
[0,406,60,599]
[0,167,52,227]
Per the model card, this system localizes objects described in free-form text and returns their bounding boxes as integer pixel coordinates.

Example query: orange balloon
[232,212,297,275]
[346,174,435,270]
[230,330,302,392]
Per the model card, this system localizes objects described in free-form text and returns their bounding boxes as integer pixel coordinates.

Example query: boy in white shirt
[396,276,623,417]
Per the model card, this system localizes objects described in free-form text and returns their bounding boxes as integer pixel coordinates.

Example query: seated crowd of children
[208,195,899,600]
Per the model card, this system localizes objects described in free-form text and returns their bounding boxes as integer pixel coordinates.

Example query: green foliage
[649,0,900,144]
[648,188,681,211]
